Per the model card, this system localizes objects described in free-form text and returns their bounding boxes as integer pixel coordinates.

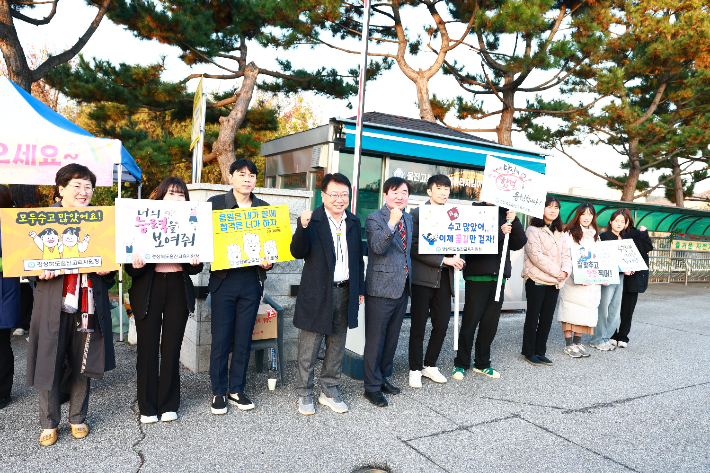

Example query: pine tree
[515,0,710,203]
[45,0,372,183]
[0,0,112,204]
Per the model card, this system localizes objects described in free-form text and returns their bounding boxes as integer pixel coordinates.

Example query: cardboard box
[252,304,277,340]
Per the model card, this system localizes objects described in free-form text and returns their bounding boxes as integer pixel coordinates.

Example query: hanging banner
[671,240,710,252]
[115,199,214,264]
[0,206,118,277]
[211,205,294,271]
[614,239,649,272]
[479,155,547,218]
[418,205,499,254]
[571,242,620,285]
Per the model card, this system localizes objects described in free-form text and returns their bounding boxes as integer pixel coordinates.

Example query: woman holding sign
[557,203,604,358]
[125,177,203,424]
[610,209,653,348]
[26,164,117,446]
[521,196,571,366]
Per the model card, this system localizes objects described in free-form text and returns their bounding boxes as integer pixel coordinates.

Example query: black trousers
[521,279,559,357]
[454,280,504,370]
[611,292,639,343]
[0,328,12,399]
[19,282,33,330]
[363,286,409,393]
[135,272,189,416]
[409,270,452,371]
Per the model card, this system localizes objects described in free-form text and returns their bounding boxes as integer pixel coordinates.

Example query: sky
[10,0,695,199]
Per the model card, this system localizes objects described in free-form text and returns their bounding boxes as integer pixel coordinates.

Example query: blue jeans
[591,273,624,345]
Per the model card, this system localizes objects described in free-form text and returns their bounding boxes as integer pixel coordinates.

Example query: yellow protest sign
[0,206,119,277]
[211,205,293,271]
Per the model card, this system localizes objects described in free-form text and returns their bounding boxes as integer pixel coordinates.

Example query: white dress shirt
[325,209,349,283]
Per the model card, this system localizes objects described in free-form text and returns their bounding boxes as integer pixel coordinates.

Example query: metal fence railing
[649,237,710,284]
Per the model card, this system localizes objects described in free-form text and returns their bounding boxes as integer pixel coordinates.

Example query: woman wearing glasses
[26,164,117,446]
[125,176,203,423]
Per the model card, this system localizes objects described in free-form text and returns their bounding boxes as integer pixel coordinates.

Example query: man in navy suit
[363,177,413,407]
[290,173,365,416]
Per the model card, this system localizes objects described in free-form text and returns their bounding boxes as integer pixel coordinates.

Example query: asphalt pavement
[1,283,709,473]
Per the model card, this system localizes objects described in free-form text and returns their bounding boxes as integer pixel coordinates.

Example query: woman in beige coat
[557,203,605,358]
[521,196,572,366]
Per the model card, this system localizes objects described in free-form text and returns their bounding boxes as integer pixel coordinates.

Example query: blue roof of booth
[339,113,547,174]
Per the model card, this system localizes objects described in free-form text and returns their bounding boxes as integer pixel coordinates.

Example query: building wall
[180,184,312,373]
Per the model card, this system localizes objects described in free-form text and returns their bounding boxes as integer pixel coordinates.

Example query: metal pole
[193,93,207,184]
[117,163,124,341]
[495,214,512,302]
[138,183,142,199]
[453,254,460,351]
[350,0,371,214]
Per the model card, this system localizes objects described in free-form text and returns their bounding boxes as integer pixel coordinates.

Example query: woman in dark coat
[26,164,117,446]
[0,185,21,410]
[124,177,203,423]
[610,209,653,348]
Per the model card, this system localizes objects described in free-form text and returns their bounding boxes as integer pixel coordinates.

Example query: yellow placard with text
[0,206,119,277]
[211,205,293,271]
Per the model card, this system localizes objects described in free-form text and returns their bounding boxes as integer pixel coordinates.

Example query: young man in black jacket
[452,203,526,380]
[207,159,272,415]
[408,175,464,388]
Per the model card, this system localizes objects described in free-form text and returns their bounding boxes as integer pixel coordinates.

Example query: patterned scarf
[62,273,96,333]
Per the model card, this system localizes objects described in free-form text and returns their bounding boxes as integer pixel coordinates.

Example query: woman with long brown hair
[125,176,203,423]
[557,203,605,358]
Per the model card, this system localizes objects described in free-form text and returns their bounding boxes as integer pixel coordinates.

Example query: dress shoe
[381,379,401,395]
[364,391,388,407]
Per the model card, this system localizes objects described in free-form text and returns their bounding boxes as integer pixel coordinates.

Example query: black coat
[410,203,454,292]
[207,190,271,292]
[622,227,653,293]
[462,203,527,279]
[124,262,204,320]
[290,206,365,334]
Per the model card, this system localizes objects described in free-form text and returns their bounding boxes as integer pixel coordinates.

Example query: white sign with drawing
[115,199,214,264]
[479,156,547,218]
[571,242,620,285]
[614,239,649,272]
[418,205,499,254]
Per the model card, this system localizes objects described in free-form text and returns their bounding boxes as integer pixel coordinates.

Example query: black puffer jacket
[462,203,527,279]
[622,227,653,293]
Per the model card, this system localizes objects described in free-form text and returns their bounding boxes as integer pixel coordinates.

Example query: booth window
[389,158,483,201]
[310,171,324,210]
[264,176,276,188]
[338,152,383,239]
[282,172,307,189]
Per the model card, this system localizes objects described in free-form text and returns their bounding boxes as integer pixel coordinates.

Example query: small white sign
[418,205,499,254]
[115,200,214,264]
[479,156,547,218]
[614,239,649,272]
[571,242,620,285]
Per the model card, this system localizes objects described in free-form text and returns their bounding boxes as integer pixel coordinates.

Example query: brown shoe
[40,427,58,446]
[70,423,89,439]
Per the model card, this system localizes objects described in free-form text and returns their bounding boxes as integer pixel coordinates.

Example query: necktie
[399,219,408,274]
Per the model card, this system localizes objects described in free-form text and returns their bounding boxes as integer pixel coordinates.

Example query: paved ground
[1,284,709,473]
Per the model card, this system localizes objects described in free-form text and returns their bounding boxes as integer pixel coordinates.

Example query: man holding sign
[452,204,526,380]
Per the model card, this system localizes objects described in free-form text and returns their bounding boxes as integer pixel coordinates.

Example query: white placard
[479,155,547,218]
[418,205,499,254]
[115,200,214,264]
[614,239,649,272]
[571,241,620,285]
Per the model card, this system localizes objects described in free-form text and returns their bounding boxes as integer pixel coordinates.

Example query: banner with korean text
[418,205,499,254]
[0,206,119,277]
[479,155,547,218]
[211,205,294,270]
[115,200,214,264]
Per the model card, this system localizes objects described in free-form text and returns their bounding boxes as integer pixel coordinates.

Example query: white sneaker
[609,339,618,347]
[563,345,582,358]
[590,343,611,351]
[422,366,447,384]
[12,328,25,337]
[603,341,616,351]
[140,415,158,424]
[617,341,628,348]
[409,370,422,388]
[160,412,178,422]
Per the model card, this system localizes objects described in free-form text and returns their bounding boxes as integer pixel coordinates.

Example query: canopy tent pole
[138,183,142,199]
[117,164,124,341]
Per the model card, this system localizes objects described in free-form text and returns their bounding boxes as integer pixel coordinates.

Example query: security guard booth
[261,112,548,378]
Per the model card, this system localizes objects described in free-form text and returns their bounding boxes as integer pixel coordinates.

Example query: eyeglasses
[323,192,350,201]
[70,184,93,193]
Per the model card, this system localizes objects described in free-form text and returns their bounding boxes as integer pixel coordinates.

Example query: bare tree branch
[10,0,57,26]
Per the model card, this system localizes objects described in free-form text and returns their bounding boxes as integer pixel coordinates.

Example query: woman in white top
[557,203,606,358]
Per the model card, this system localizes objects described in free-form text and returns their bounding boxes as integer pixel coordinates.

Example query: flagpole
[350,0,371,214]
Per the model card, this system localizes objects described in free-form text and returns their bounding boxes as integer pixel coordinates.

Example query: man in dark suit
[290,173,365,415]
[207,159,273,415]
[408,175,465,388]
[363,177,413,407]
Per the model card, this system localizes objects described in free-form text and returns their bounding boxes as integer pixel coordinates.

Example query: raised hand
[300,210,313,227]
[388,207,403,227]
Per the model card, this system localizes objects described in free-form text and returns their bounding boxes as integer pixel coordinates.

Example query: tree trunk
[0,1,32,91]
[621,142,641,201]
[416,75,436,122]
[672,156,684,207]
[209,63,259,184]
[496,73,515,146]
